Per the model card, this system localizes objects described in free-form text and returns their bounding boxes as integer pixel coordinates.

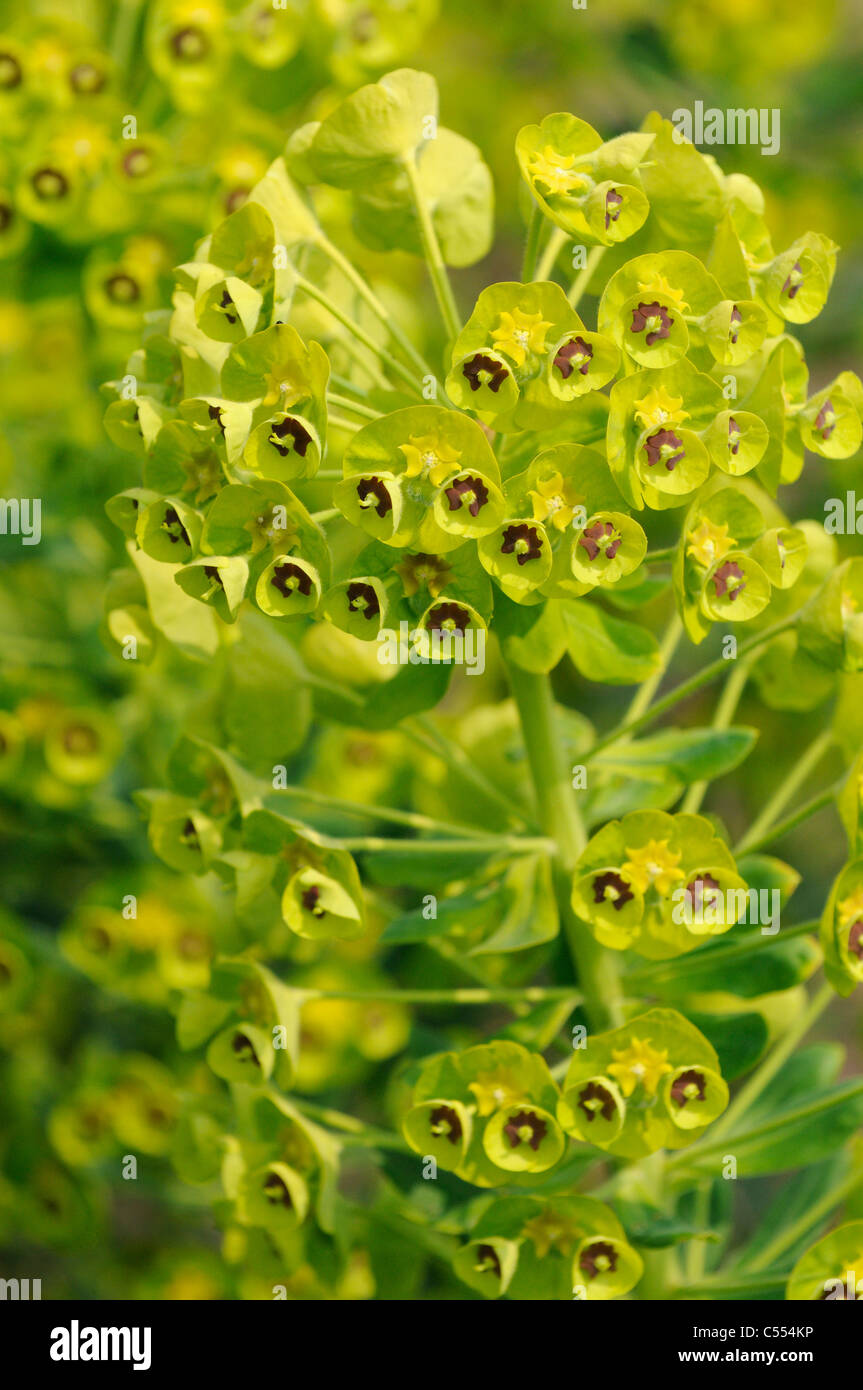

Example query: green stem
[644,546,678,565]
[586,611,802,762]
[325,392,381,420]
[521,203,543,281]
[329,335,391,393]
[339,833,555,855]
[624,611,683,726]
[306,985,581,1005]
[732,780,843,857]
[568,245,607,308]
[111,0,144,74]
[535,227,569,283]
[316,233,435,381]
[296,275,422,396]
[404,715,536,832]
[733,730,834,855]
[681,652,755,815]
[630,1152,672,1299]
[272,783,503,840]
[401,155,461,342]
[327,414,362,432]
[506,662,624,1030]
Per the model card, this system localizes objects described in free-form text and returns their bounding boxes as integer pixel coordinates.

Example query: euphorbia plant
[98,67,863,1300]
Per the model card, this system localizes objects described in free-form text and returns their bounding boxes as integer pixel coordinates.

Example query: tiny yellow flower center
[687,519,735,569]
[621,838,684,896]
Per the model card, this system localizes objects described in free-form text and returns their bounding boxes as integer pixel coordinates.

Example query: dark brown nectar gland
[670,1068,707,1109]
[781,261,803,301]
[0,52,22,88]
[269,416,312,458]
[630,300,673,346]
[180,818,200,851]
[170,26,210,61]
[105,273,140,305]
[0,203,13,234]
[847,920,863,961]
[500,523,543,566]
[31,168,69,201]
[579,1240,618,1279]
[301,884,326,918]
[474,1244,502,1279]
[231,1031,261,1066]
[263,1173,293,1208]
[346,582,380,619]
[356,477,393,518]
[578,522,621,562]
[162,507,191,547]
[445,475,489,518]
[271,561,312,599]
[711,560,746,601]
[684,873,720,913]
[553,336,593,378]
[218,290,237,325]
[69,62,106,95]
[428,1104,463,1145]
[644,429,685,471]
[815,399,837,441]
[728,417,741,455]
[426,602,470,635]
[503,1109,547,1152]
[122,147,153,178]
[62,723,100,756]
[577,1081,618,1125]
[605,189,623,230]
[729,305,743,345]
[462,353,510,393]
[224,186,250,215]
[592,871,634,911]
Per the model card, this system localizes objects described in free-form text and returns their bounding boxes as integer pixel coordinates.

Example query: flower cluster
[571,809,748,956]
[558,1009,729,1157]
[402,1041,566,1184]
[454,1194,644,1301]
